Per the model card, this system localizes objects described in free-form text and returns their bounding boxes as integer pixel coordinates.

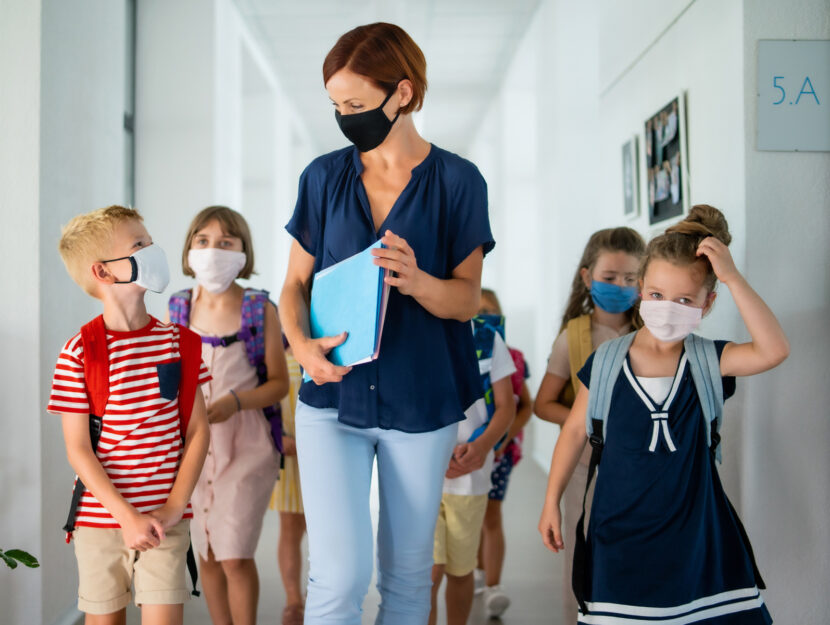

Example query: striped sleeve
[198,360,211,385]
[47,334,90,415]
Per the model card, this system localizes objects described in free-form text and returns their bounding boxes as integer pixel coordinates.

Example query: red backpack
[62,315,203,595]
[78,314,202,437]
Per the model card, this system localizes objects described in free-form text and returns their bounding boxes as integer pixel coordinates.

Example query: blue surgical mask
[590,281,639,313]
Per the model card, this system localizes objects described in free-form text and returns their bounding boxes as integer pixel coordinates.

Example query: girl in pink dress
[170,206,289,625]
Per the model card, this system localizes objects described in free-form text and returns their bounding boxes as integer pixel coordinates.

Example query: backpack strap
[176,324,202,439]
[168,289,193,326]
[64,318,110,541]
[80,315,110,418]
[240,289,268,370]
[683,334,724,462]
[573,332,636,615]
[567,314,594,399]
[170,323,203,597]
[468,316,505,444]
[585,333,636,438]
[240,289,284,454]
[683,334,765,588]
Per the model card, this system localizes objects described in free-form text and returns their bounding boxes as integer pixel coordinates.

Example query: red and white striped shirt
[47,317,210,529]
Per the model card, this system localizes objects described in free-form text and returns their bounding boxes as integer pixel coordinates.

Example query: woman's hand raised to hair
[372,230,425,297]
[696,237,740,285]
[293,332,352,386]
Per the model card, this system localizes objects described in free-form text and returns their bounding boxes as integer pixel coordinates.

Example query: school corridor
[2,1,829,624]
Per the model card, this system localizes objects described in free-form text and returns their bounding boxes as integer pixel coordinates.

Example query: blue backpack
[571,332,765,615]
[468,314,507,447]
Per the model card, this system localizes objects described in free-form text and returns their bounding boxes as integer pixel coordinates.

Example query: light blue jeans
[295,401,458,625]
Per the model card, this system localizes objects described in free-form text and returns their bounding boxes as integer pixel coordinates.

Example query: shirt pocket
[156,361,181,401]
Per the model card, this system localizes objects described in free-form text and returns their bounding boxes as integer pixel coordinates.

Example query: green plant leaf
[3,549,40,568]
[1,551,19,569]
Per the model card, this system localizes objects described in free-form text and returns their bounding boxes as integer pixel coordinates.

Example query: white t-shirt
[444,332,516,496]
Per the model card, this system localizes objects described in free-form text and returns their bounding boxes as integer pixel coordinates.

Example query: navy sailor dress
[576,341,772,625]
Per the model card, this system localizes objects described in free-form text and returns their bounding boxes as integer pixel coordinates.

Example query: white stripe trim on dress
[662,353,687,411]
[579,586,762,622]
[624,360,656,411]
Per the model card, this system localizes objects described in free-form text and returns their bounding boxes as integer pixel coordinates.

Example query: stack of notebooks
[307,240,391,372]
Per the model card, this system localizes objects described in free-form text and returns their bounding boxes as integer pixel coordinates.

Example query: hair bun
[666,204,731,246]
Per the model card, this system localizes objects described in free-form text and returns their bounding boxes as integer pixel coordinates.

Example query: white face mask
[103,244,170,293]
[188,248,247,294]
[639,299,703,343]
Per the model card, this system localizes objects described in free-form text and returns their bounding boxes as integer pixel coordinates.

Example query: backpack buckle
[589,433,604,449]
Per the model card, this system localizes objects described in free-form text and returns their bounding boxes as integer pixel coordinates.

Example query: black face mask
[335,88,400,152]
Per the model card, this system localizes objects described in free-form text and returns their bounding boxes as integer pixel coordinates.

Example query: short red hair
[323,23,427,115]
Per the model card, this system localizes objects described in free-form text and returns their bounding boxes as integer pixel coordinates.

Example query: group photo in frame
[644,93,690,225]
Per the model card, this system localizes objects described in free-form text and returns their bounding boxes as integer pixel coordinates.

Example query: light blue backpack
[584,332,724,463]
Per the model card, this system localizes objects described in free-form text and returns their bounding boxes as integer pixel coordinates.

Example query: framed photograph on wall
[621,136,639,219]
[643,93,690,225]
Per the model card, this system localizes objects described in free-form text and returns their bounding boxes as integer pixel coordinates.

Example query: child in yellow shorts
[429,318,516,625]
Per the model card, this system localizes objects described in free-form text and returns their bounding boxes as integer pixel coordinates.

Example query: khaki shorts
[73,519,191,614]
[433,493,488,577]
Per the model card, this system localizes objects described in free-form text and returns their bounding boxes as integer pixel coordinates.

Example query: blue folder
[307,240,390,369]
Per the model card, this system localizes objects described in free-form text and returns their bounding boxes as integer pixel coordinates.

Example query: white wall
[741,0,830,620]
[0,2,44,624]
[39,3,131,622]
[1,1,130,623]
[469,0,829,620]
[136,0,313,313]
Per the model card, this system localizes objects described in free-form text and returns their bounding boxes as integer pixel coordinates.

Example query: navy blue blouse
[286,144,495,433]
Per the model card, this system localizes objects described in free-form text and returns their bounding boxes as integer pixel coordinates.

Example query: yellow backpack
[557,314,595,408]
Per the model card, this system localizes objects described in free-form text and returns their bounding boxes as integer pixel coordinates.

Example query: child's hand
[445,441,487,479]
[697,237,740,285]
[282,435,297,456]
[538,503,564,553]
[149,504,184,531]
[207,394,237,424]
[121,511,165,551]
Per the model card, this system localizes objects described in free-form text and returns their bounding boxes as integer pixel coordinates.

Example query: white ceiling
[234,0,541,155]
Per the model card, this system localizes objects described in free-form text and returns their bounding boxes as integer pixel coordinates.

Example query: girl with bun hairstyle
[539,205,789,624]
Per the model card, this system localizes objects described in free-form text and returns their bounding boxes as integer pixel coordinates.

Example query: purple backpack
[169,288,283,453]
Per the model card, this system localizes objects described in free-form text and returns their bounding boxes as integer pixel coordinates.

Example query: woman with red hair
[279,22,495,625]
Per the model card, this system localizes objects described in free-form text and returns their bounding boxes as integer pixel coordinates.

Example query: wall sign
[757,40,830,151]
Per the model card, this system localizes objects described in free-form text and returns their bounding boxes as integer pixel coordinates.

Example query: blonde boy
[47,206,210,623]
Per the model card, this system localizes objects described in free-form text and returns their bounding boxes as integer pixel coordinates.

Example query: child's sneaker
[484,585,511,618]
[473,568,486,595]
